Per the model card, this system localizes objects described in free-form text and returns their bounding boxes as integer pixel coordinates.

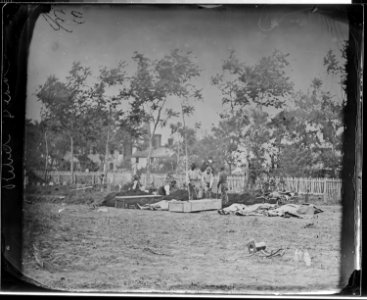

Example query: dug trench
[24,185,327,212]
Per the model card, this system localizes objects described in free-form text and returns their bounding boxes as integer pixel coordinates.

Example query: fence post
[323,178,328,203]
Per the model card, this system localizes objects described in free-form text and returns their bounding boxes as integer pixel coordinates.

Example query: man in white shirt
[201,166,214,198]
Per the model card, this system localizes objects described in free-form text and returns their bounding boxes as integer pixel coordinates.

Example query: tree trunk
[174,136,181,179]
[43,129,49,182]
[146,102,166,187]
[70,136,74,184]
[104,122,111,186]
[103,107,112,189]
[145,134,154,187]
[181,104,191,200]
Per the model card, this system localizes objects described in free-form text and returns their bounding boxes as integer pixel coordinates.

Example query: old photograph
[2,4,361,295]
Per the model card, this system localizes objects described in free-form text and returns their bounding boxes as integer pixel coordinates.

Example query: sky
[26,5,348,144]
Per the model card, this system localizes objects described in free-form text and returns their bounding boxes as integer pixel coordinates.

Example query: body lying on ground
[267,203,323,218]
[218,203,278,216]
[137,200,174,211]
[218,203,323,218]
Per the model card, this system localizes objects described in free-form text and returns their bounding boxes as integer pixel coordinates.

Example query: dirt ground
[21,196,342,295]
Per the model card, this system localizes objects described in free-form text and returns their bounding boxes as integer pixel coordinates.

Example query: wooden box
[168,198,222,213]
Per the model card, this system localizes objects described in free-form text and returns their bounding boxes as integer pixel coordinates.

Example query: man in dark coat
[217,166,229,204]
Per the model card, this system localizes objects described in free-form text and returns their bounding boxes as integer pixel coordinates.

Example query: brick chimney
[152,134,162,149]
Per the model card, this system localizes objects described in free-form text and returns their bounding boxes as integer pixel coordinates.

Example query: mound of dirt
[25,185,70,195]
[24,185,114,206]
[223,192,279,208]
[161,189,189,201]
[63,188,109,205]
[115,190,151,196]
[101,190,156,207]
[101,189,273,209]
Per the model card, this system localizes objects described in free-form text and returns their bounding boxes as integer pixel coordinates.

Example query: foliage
[211,110,250,173]
[28,47,345,184]
[36,62,93,180]
[323,49,345,78]
[125,49,202,178]
[211,49,294,179]
[267,78,343,178]
[24,120,45,171]
[212,49,294,110]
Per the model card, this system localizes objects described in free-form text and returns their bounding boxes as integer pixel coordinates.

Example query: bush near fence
[32,171,341,202]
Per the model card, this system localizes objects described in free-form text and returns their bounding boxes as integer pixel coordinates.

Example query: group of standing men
[128,157,229,202]
[187,157,228,202]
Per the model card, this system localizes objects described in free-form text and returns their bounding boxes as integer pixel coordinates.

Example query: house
[63,152,81,170]
[107,150,124,171]
[131,134,175,172]
[61,149,125,172]
[131,147,175,171]
[87,153,103,169]
[88,150,125,172]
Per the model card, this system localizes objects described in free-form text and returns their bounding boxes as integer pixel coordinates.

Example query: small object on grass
[255,241,266,251]
[143,247,172,256]
[247,240,266,254]
[260,248,285,258]
[294,249,303,262]
[304,251,312,266]
[247,240,256,254]
[303,222,315,228]
[245,240,284,258]
[97,207,108,212]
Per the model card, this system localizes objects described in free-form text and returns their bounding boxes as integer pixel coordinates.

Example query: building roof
[88,153,102,164]
[132,147,175,158]
[63,152,80,163]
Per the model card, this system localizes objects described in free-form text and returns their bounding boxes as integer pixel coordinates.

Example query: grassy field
[22,196,342,294]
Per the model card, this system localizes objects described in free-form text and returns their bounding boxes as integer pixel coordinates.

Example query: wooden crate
[168,198,222,213]
[168,201,191,213]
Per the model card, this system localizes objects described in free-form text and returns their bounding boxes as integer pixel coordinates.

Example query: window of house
[136,157,139,163]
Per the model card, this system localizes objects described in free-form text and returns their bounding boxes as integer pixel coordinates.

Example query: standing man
[201,166,214,198]
[217,166,229,204]
[201,156,216,174]
[188,163,201,199]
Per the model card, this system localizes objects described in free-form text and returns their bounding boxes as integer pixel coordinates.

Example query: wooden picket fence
[262,177,342,202]
[32,170,341,202]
